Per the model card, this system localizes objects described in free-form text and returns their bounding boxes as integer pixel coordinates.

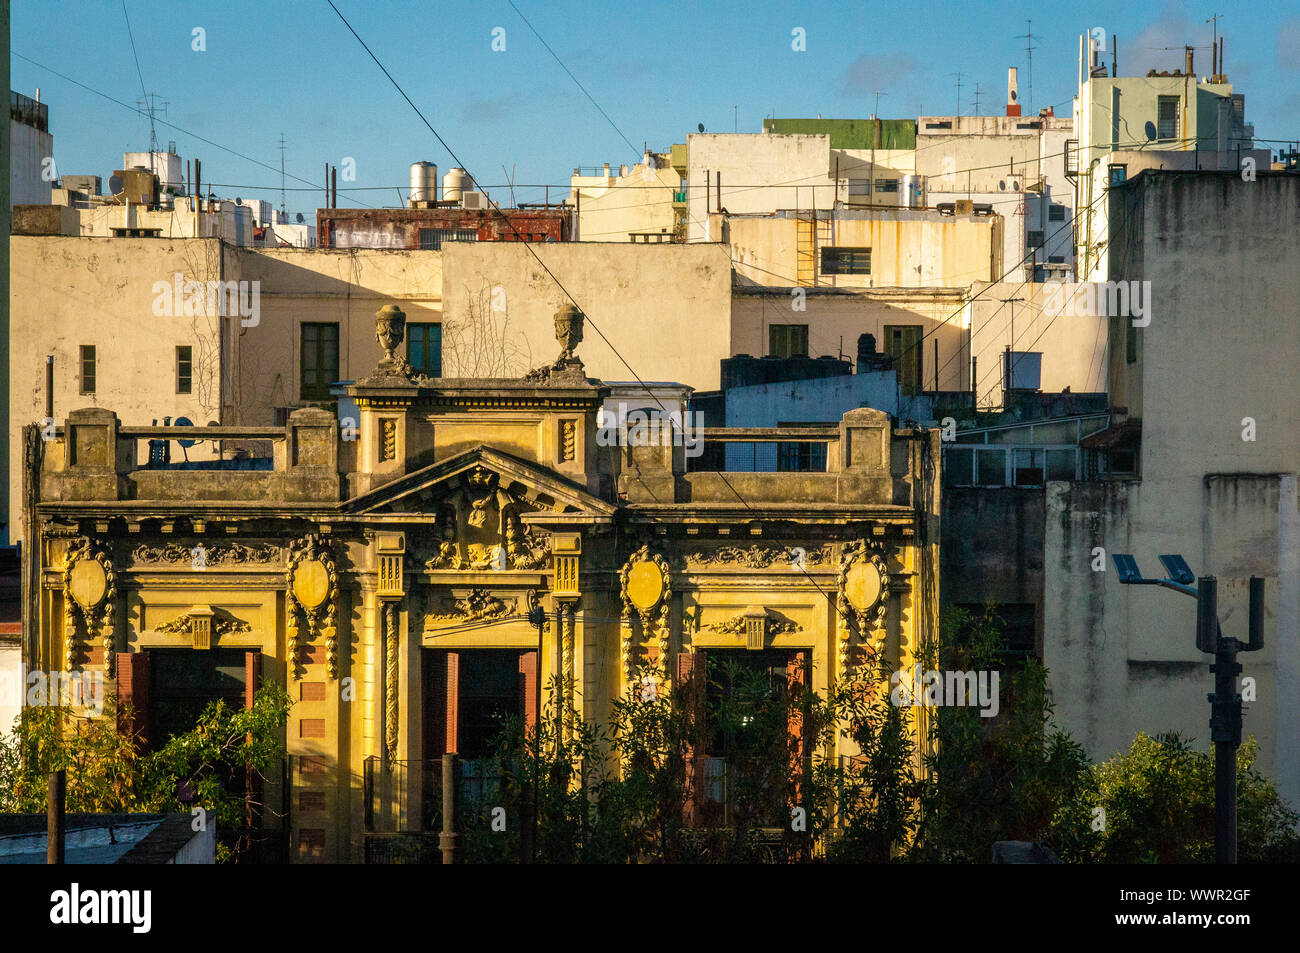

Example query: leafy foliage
[0,684,293,862]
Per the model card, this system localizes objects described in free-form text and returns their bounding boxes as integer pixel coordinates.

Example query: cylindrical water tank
[443,167,473,204]
[900,173,926,208]
[409,161,438,205]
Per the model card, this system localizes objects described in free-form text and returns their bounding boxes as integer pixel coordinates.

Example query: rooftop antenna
[872,90,885,119]
[972,82,983,115]
[278,132,287,218]
[1206,13,1223,74]
[733,105,738,132]
[1016,19,1036,114]
[948,71,964,116]
[134,94,168,174]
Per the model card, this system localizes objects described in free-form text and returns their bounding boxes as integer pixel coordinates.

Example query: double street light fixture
[1112,553,1264,863]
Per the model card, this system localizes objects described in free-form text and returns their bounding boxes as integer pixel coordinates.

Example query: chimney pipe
[1184,46,1194,76]
[1220,36,1224,77]
[45,355,53,422]
[331,166,338,209]
[1113,35,1118,77]
[1006,67,1021,116]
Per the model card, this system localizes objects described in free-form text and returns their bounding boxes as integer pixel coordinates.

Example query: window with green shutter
[300,323,340,401]
[768,324,809,358]
[407,323,442,377]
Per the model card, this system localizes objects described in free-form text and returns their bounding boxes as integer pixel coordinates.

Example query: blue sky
[12,0,1300,220]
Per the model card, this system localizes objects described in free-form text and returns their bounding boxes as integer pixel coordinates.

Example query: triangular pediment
[342,446,617,518]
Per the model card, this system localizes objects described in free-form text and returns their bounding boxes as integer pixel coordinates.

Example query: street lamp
[1112,553,1265,863]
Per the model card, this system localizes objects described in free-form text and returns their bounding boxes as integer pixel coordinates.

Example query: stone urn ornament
[554,304,584,362]
[376,304,407,364]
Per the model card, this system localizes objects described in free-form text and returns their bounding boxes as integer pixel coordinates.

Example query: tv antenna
[279,133,287,218]
[134,94,168,172]
[948,71,964,116]
[973,82,983,115]
[872,90,885,118]
[1016,19,1036,115]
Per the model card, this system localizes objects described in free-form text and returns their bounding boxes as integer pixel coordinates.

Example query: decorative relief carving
[426,588,515,624]
[682,543,832,569]
[63,537,116,675]
[836,539,891,678]
[286,535,339,679]
[385,602,399,760]
[154,608,252,637]
[705,611,801,638]
[410,466,550,571]
[619,545,671,684]
[131,542,282,566]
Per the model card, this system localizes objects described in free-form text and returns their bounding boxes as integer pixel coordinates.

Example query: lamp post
[1112,553,1265,863]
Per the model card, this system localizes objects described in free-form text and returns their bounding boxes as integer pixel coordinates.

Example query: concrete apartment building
[915,70,1075,283]
[1043,170,1300,804]
[9,89,51,207]
[1071,33,1268,280]
[569,151,682,242]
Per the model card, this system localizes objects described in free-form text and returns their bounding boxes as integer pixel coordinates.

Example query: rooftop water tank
[443,167,473,204]
[409,161,438,205]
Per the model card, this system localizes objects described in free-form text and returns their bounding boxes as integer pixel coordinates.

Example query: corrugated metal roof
[762,118,917,150]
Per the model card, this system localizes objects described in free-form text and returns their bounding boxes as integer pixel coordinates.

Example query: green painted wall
[762,118,917,150]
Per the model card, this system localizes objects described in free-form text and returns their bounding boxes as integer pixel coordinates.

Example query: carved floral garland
[286,535,339,679]
[62,537,116,676]
[836,540,891,678]
[619,545,672,684]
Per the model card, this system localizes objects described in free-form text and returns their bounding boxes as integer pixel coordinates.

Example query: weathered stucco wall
[727,210,1000,289]
[235,248,442,422]
[730,287,969,390]
[8,237,233,541]
[441,242,733,389]
[968,280,1109,405]
[1044,173,1300,798]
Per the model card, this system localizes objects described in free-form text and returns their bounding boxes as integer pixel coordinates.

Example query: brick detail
[300,718,326,739]
[298,791,327,813]
[298,828,326,859]
[300,682,327,702]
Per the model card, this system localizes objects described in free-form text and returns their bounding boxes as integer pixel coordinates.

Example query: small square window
[1027,230,1045,248]
[1048,204,1066,221]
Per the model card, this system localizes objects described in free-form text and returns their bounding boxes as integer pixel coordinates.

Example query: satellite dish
[235,197,242,205]
[296,212,304,223]
[1144,121,1157,141]
[697,123,705,133]
[174,416,196,448]
[108,174,123,194]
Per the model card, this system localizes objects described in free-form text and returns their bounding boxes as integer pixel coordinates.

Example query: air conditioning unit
[460,191,487,210]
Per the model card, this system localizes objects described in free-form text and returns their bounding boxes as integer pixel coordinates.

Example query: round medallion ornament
[292,558,331,610]
[626,559,666,612]
[68,559,109,611]
[844,560,884,613]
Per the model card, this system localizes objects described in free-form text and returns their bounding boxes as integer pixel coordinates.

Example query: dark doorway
[424,648,533,760]
[148,648,248,746]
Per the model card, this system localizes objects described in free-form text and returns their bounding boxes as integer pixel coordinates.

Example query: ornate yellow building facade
[22,305,939,862]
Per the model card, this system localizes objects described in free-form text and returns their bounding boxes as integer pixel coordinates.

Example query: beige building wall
[731,287,969,390]
[727,210,1001,289]
[967,280,1108,407]
[686,133,838,242]
[571,155,679,242]
[7,236,235,542]
[235,248,442,423]
[1044,172,1300,799]
[440,242,733,389]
